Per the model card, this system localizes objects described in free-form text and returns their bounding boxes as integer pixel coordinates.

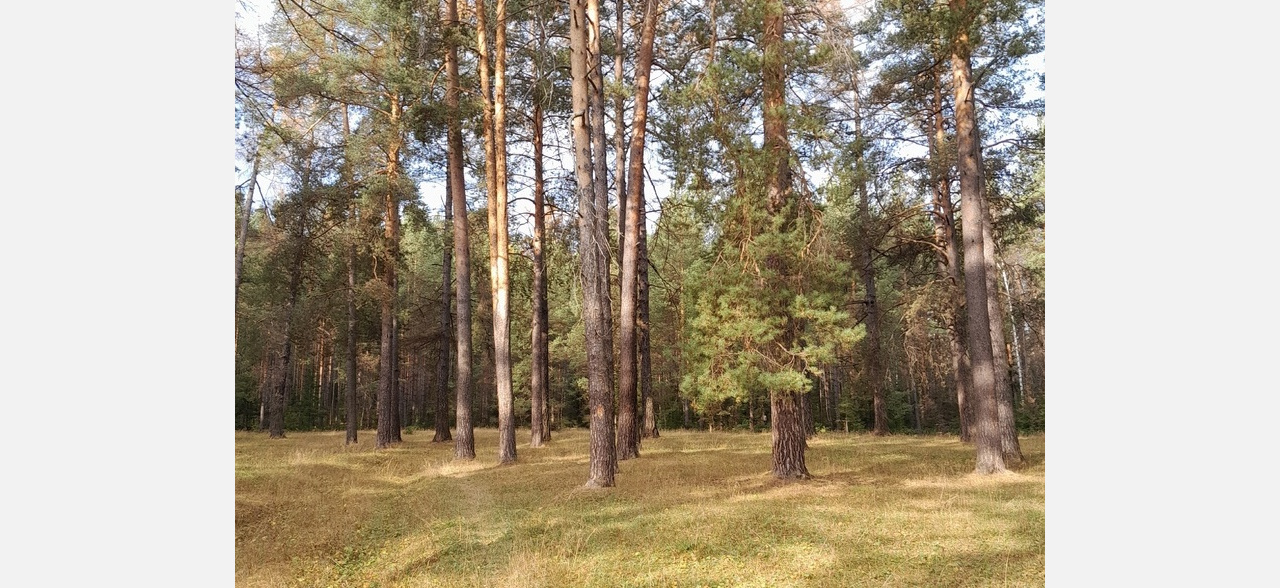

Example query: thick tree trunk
[530,103,549,448]
[952,0,1006,474]
[446,0,475,459]
[762,0,807,479]
[573,0,616,487]
[771,389,808,479]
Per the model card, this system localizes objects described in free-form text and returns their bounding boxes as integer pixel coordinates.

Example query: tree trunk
[929,65,972,442]
[853,97,887,436]
[270,216,307,439]
[614,0,639,461]
[588,0,613,358]
[762,0,807,479]
[952,0,1006,474]
[376,95,403,450]
[235,150,259,310]
[434,177,455,443]
[639,217,656,439]
[446,0,475,459]
[320,334,332,427]
[981,199,1022,466]
[530,103,549,448]
[573,0,616,487]
[820,367,835,431]
[259,349,268,431]
[1000,263,1027,410]
[481,0,517,464]
[391,314,403,442]
[614,0,628,287]
[617,0,659,461]
[345,221,358,444]
[771,388,808,479]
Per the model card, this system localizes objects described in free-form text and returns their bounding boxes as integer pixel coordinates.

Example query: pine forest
[235,0,1044,583]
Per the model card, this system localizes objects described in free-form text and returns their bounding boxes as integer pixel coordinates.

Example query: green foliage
[236,0,1045,436]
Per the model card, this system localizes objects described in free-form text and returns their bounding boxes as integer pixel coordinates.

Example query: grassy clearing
[236,428,1044,587]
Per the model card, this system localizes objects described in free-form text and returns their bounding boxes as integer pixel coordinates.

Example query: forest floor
[236,428,1044,587]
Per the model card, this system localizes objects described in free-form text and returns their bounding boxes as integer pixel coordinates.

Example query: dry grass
[236,428,1044,587]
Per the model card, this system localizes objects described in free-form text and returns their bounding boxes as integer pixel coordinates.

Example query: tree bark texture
[447,0,476,459]
[614,0,640,461]
[573,0,617,487]
[618,0,659,461]
[484,0,517,464]
[952,0,1006,474]
[762,0,807,479]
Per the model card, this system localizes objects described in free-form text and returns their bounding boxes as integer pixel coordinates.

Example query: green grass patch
[236,429,1044,587]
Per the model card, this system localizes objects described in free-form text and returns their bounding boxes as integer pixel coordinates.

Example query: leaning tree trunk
[572,0,616,488]
[530,102,550,448]
[446,0,475,460]
[235,149,259,311]
[952,0,1006,474]
[762,0,807,479]
[928,68,972,442]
